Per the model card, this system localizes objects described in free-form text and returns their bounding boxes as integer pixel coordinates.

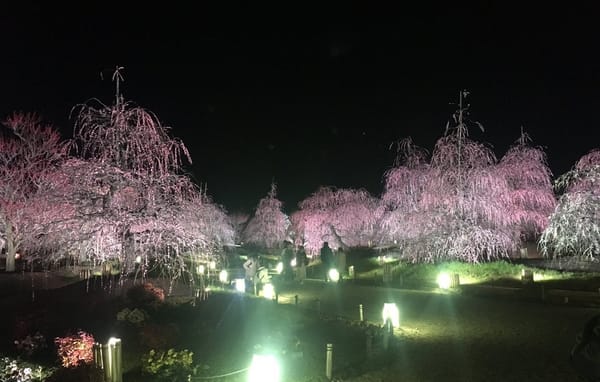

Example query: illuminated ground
[0,272,596,381]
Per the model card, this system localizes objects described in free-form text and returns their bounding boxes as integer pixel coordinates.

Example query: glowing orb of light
[197,264,205,275]
[209,260,216,270]
[290,258,297,267]
[275,262,283,274]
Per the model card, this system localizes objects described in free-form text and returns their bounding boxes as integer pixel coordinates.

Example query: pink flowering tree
[497,129,556,241]
[0,113,70,271]
[242,183,290,249]
[291,187,379,255]
[379,138,431,245]
[539,149,600,258]
[382,92,521,263]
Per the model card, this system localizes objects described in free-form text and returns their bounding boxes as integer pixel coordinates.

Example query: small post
[541,285,546,301]
[382,323,390,351]
[325,343,333,380]
[294,294,298,306]
[348,265,355,280]
[359,304,364,322]
[275,292,279,304]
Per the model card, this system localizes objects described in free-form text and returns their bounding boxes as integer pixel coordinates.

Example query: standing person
[295,245,308,284]
[281,241,294,282]
[320,242,333,282]
[243,255,258,293]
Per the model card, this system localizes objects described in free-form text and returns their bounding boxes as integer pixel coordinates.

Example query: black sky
[1,2,599,213]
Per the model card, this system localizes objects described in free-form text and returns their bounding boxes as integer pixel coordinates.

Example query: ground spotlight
[234,278,246,293]
[328,268,340,283]
[219,270,229,284]
[437,272,451,289]
[248,353,280,382]
[382,303,400,328]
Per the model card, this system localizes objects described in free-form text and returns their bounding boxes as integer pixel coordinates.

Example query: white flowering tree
[291,187,380,254]
[242,183,290,249]
[0,113,69,271]
[33,70,234,280]
[540,149,600,258]
[497,129,556,241]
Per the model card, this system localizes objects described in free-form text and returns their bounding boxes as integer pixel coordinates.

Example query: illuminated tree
[379,138,430,245]
[382,92,520,262]
[32,70,234,280]
[291,187,379,254]
[497,129,556,241]
[540,149,600,258]
[0,113,69,271]
[242,183,290,249]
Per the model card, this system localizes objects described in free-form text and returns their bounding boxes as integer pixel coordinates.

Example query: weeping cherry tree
[540,149,600,258]
[242,183,290,249]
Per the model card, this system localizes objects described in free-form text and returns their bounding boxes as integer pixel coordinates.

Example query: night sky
[1,3,599,213]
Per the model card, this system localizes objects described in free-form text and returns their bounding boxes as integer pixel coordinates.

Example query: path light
[275,262,283,274]
[209,260,216,270]
[382,303,400,328]
[248,354,280,382]
[437,272,451,289]
[234,278,246,293]
[219,269,229,284]
[135,256,142,264]
[290,258,297,267]
[328,268,340,283]
[196,264,205,275]
[262,283,275,300]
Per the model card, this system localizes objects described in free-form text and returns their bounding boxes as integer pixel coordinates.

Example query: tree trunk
[5,222,16,272]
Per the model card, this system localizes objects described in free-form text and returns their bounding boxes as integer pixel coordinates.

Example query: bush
[14,332,47,357]
[126,282,165,307]
[0,356,55,382]
[139,323,179,350]
[54,330,95,368]
[116,307,148,325]
[45,364,104,382]
[141,348,194,381]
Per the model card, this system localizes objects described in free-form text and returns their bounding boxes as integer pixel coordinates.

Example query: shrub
[45,364,104,382]
[126,282,165,307]
[14,332,47,357]
[139,323,179,350]
[54,330,95,368]
[0,356,55,382]
[116,307,148,325]
[141,348,194,381]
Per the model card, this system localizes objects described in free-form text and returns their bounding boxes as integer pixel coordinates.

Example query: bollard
[541,285,545,301]
[294,295,298,306]
[275,292,279,304]
[359,304,364,322]
[325,343,333,380]
[94,338,122,382]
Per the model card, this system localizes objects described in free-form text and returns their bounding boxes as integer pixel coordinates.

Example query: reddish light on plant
[54,330,95,368]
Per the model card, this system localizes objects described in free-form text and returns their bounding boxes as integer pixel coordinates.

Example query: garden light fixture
[275,262,283,274]
[219,269,229,284]
[262,283,275,300]
[235,278,246,293]
[328,268,340,283]
[382,303,400,328]
[248,353,280,382]
[437,272,451,289]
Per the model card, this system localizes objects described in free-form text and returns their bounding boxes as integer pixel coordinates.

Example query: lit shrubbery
[54,330,95,368]
[141,348,194,381]
[0,356,55,382]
